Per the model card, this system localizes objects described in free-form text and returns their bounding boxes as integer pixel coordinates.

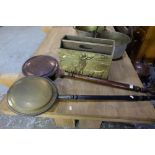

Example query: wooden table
[0,26,155,128]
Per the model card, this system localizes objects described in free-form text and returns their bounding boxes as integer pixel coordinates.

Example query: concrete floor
[0,26,154,129]
[0,26,45,74]
[0,114,60,129]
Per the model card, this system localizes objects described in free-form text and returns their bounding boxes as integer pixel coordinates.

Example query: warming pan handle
[58,95,155,101]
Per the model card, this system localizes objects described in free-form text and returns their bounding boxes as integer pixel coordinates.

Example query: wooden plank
[78,120,101,129]
[0,74,18,87]
[1,92,155,124]
[1,27,155,128]
[41,26,53,34]
[54,118,75,128]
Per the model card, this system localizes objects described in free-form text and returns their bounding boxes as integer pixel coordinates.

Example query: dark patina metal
[22,55,59,80]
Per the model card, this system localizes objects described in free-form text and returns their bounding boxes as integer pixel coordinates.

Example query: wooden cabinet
[137,26,155,60]
[131,26,155,62]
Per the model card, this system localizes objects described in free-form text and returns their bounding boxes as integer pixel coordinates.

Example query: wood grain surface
[0,26,155,128]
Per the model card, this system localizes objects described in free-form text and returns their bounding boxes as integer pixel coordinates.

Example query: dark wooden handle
[58,95,155,101]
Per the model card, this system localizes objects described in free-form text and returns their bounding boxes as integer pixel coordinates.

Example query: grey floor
[0,114,60,129]
[0,26,45,74]
[0,85,8,101]
[0,26,154,129]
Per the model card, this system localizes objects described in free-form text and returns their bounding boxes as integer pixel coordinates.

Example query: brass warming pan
[7,76,155,116]
[7,76,57,116]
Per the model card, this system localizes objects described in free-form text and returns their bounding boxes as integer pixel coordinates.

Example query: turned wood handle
[63,72,145,93]
[58,95,155,101]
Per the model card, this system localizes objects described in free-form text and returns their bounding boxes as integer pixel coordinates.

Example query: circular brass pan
[7,76,58,116]
[22,55,59,78]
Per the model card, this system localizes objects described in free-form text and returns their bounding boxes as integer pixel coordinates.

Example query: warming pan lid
[7,76,58,116]
[22,55,59,77]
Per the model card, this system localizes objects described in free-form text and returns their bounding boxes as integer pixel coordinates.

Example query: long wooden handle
[63,72,147,93]
[58,95,155,101]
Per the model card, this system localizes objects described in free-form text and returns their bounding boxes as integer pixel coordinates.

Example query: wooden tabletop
[0,26,155,128]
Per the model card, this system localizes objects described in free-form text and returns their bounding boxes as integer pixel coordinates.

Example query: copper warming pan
[22,55,152,94]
